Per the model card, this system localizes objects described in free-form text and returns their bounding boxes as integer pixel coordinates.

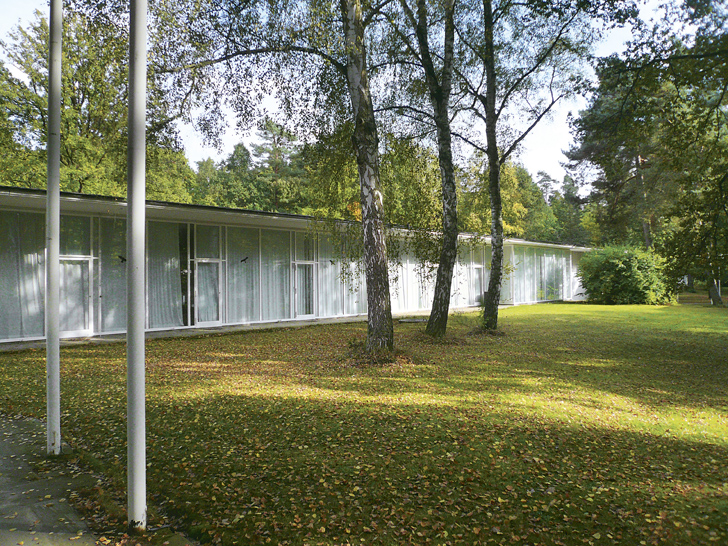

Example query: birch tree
[385,0,460,337]
[339,0,394,350]
[455,0,636,330]
[138,0,396,351]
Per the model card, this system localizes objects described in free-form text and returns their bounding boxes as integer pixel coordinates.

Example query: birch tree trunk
[341,0,394,351]
[425,104,459,337]
[481,0,503,330]
[400,0,458,338]
[708,277,723,306]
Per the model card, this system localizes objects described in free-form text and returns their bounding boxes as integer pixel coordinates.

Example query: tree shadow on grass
[134,393,728,544]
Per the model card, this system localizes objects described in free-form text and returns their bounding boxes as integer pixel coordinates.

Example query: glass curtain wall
[403,252,420,311]
[450,245,469,308]
[511,246,568,304]
[344,261,367,315]
[294,233,316,318]
[525,247,537,302]
[388,241,406,314]
[513,246,525,304]
[0,210,45,340]
[469,244,485,306]
[571,252,586,300]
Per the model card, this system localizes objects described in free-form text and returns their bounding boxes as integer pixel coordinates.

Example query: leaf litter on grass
[0,304,727,545]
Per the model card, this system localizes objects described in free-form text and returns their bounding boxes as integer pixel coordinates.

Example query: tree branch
[500,92,565,163]
[157,45,347,76]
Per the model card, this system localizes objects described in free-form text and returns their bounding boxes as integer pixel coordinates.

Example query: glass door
[196,261,221,324]
[294,232,316,319]
[60,258,92,336]
[60,215,93,337]
[294,263,315,318]
[194,225,222,326]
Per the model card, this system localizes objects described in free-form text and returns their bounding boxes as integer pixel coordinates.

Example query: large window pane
[60,260,90,332]
[0,211,45,339]
[99,217,127,332]
[261,230,290,320]
[389,261,406,314]
[197,262,220,323]
[318,236,342,317]
[513,246,524,304]
[469,266,483,306]
[450,245,469,308]
[295,263,314,316]
[148,221,184,328]
[228,227,260,323]
[295,232,315,261]
[196,225,220,259]
[344,262,366,315]
[525,247,536,302]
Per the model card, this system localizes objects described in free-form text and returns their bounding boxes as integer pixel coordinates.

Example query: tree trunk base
[366,332,394,353]
[425,315,448,338]
[708,279,724,306]
[482,301,499,331]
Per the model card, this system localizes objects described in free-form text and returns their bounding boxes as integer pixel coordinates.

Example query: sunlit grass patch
[0,304,727,545]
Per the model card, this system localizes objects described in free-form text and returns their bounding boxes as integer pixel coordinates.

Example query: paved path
[0,415,97,546]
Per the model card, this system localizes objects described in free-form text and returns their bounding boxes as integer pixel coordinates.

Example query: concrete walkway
[0,415,97,545]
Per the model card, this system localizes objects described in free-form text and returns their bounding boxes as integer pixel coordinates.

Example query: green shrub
[577,246,674,305]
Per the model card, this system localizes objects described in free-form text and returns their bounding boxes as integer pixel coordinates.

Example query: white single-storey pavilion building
[0,186,587,343]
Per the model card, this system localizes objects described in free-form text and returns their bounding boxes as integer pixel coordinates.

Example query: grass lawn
[1,303,727,546]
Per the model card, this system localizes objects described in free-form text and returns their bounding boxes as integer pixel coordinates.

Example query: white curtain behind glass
[261,229,290,320]
[0,211,45,339]
[317,236,342,318]
[571,252,586,300]
[523,248,538,303]
[450,245,468,308]
[197,262,220,322]
[228,227,260,323]
[403,252,419,311]
[148,221,184,328]
[388,257,406,314]
[344,262,367,315]
[100,217,127,332]
[59,260,89,332]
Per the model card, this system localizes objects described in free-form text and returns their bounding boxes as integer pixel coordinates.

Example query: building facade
[0,187,587,342]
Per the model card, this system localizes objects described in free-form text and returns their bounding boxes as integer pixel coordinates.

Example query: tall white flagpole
[127,0,148,532]
[46,0,62,457]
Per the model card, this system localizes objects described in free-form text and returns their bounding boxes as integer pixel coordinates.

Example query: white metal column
[127,0,147,532]
[45,0,62,457]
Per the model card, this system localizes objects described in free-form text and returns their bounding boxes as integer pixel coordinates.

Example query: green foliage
[568,1,728,268]
[547,175,591,246]
[1,304,727,545]
[250,118,311,213]
[146,148,195,204]
[459,159,590,246]
[459,157,531,237]
[0,10,192,201]
[301,122,361,220]
[578,246,674,305]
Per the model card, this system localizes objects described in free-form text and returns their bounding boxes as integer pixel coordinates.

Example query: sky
[0,0,656,185]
